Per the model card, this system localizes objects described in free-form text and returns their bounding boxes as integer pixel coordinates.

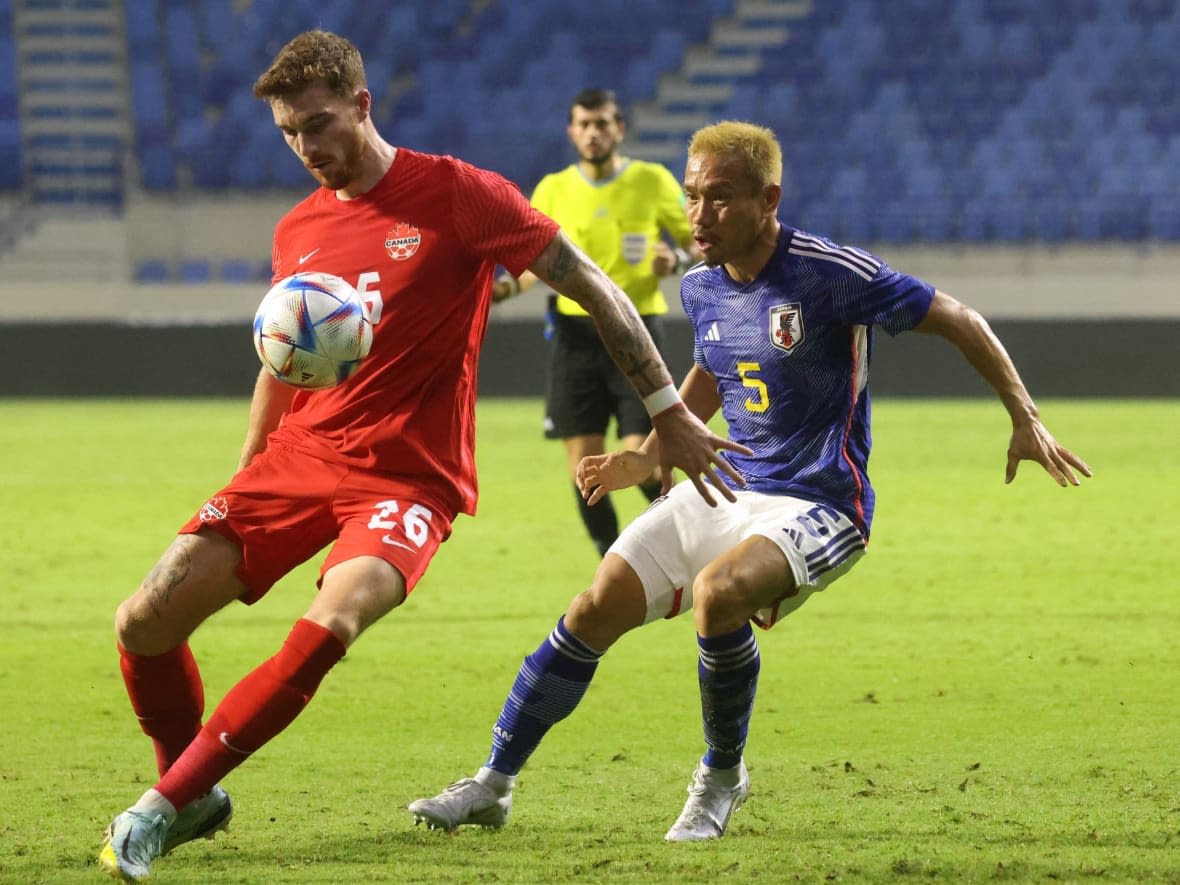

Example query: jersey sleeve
[833,262,935,336]
[451,161,560,275]
[652,164,692,245]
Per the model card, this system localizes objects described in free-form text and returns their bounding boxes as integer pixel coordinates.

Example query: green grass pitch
[0,397,1176,883]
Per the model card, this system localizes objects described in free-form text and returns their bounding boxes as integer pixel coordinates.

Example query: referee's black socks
[573,483,618,557]
[638,476,662,504]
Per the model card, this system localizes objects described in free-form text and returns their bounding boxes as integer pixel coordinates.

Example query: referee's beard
[582,148,616,167]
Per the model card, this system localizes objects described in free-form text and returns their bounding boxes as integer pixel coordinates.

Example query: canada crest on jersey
[770,302,804,352]
[384,222,422,261]
[199,496,229,523]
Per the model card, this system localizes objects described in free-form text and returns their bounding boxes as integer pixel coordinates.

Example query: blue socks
[698,623,760,770]
[486,617,603,776]
[484,617,760,777]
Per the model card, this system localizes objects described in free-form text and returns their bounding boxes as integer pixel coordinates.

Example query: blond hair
[687,121,783,191]
[253,30,367,100]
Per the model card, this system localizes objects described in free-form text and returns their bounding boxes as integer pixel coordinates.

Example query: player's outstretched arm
[914,291,1093,487]
[528,231,749,505]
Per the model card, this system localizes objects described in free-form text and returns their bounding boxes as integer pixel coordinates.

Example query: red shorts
[180,440,455,603]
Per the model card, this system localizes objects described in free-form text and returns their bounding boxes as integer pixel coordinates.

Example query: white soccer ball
[252,272,373,390]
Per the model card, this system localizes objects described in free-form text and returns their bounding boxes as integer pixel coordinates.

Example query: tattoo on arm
[544,235,578,283]
[599,312,664,394]
[536,232,669,395]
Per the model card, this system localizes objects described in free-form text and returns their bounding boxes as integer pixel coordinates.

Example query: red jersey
[266,148,558,515]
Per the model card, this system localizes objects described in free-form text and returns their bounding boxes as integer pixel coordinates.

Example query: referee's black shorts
[543,309,667,440]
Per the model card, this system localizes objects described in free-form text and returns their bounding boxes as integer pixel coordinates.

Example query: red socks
[146,619,346,811]
[119,642,205,776]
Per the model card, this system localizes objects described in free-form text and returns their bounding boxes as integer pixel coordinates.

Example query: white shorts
[610,481,867,630]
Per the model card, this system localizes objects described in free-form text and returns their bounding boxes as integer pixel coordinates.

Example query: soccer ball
[252,272,373,390]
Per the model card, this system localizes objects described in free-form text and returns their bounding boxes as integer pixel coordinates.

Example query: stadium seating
[125,0,1180,247]
[734,0,1178,242]
[0,0,21,189]
[3,0,1175,262]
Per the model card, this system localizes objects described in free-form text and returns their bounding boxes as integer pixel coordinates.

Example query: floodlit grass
[0,397,1176,883]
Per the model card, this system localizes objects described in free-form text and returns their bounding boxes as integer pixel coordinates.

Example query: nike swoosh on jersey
[382,535,414,551]
[298,248,321,264]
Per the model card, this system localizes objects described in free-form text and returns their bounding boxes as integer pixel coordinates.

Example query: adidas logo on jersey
[703,321,721,342]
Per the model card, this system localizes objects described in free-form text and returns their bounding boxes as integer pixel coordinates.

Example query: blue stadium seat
[220,258,260,282]
[872,201,922,244]
[828,167,869,201]
[649,28,686,72]
[725,82,763,121]
[1074,196,1148,241]
[839,208,875,245]
[916,203,958,242]
[135,259,173,282]
[1147,198,1180,240]
[179,259,212,283]
[139,144,176,189]
[0,34,17,189]
[230,130,273,188]
[961,198,1031,242]
[125,0,161,57]
[270,147,309,189]
[1030,201,1072,242]
[794,204,846,242]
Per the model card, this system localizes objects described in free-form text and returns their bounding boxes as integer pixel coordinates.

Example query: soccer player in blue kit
[410,121,1092,841]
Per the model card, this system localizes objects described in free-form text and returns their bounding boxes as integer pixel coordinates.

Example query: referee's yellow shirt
[530,159,691,317]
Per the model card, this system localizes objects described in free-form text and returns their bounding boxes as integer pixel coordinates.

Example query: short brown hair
[569,88,623,124]
[253,30,367,101]
[687,121,783,191]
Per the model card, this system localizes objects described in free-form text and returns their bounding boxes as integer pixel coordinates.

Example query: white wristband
[642,383,682,418]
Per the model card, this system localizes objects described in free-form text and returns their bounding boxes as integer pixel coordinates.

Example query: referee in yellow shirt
[495,88,699,556]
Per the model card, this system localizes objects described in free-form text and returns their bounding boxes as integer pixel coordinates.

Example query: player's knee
[565,580,643,652]
[303,589,404,647]
[302,611,360,647]
[303,591,400,648]
[692,563,755,635]
[114,592,175,653]
[113,595,139,646]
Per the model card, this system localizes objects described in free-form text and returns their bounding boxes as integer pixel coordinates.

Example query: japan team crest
[770,303,804,352]
[199,496,229,523]
[384,222,422,261]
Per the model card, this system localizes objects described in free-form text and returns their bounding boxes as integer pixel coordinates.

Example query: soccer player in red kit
[99,30,745,882]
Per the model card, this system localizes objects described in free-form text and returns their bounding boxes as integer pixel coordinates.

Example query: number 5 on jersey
[738,361,769,413]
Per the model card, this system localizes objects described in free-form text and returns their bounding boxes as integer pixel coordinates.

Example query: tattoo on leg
[144,537,194,615]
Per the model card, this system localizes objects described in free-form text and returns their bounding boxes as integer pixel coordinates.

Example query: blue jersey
[682,225,934,536]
